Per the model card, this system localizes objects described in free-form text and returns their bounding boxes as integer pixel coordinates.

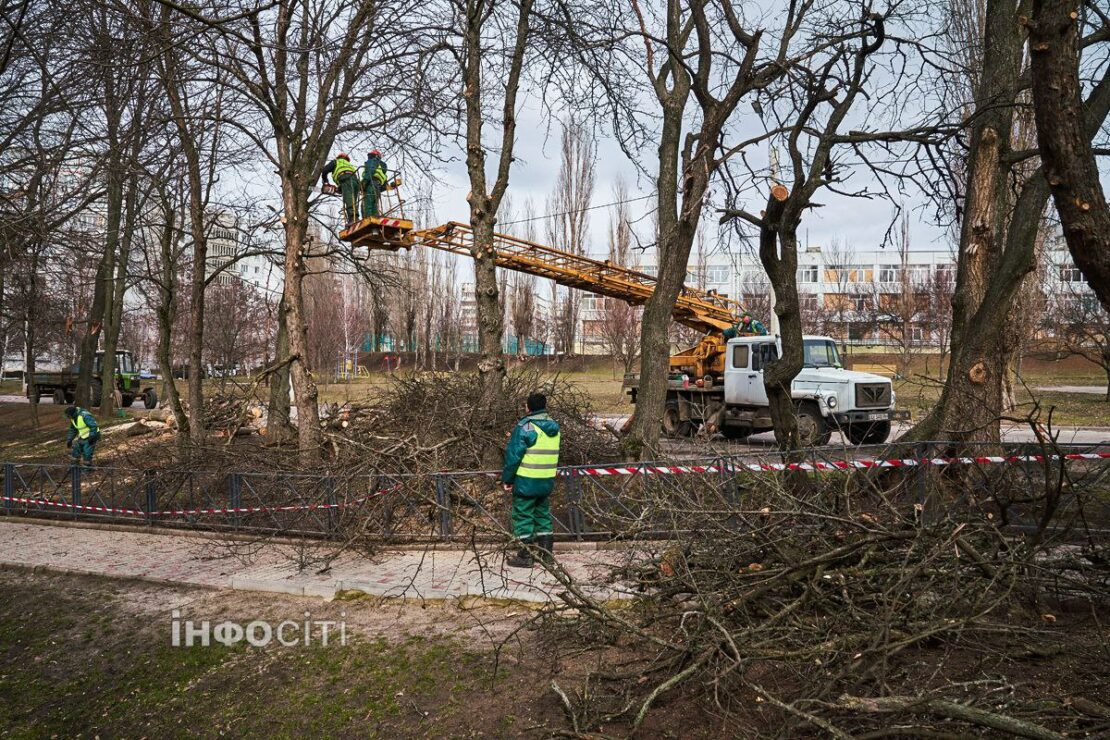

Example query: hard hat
[337,152,350,160]
[741,314,751,322]
[370,149,381,156]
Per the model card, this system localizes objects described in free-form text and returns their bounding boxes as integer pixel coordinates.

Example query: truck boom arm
[340,216,753,377]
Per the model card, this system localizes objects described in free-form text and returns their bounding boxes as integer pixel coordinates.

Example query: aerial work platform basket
[339,215,415,250]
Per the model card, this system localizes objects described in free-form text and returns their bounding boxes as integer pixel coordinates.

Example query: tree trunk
[281,190,321,460]
[267,304,293,444]
[470,218,505,405]
[903,0,1026,445]
[759,187,802,451]
[1029,0,1110,311]
[623,92,688,459]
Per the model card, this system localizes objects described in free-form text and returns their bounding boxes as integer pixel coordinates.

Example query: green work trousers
[361,182,382,218]
[338,172,358,224]
[511,493,552,543]
[71,438,96,465]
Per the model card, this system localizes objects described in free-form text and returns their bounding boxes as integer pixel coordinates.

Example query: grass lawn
[0,571,532,738]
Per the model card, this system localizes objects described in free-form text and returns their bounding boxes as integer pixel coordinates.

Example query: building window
[797,265,819,283]
[1060,265,1084,283]
[705,265,730,285]
[827,264,872,283]
[850,293,870,312]
[800,294,819,312]
[879,265,899,283]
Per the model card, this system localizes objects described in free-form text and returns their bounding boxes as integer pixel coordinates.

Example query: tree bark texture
[905,0,1028,445]
[267,304,293,444]
[280,186,322,460]
[907,0,1110,445]
[1029,0,1110,311]
[758,187,802,451]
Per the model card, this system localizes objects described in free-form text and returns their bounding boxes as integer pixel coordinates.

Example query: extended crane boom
[339,215,754,378]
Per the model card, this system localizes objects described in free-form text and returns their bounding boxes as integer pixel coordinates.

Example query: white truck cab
[720,335,908,445]
[628,334,909,446]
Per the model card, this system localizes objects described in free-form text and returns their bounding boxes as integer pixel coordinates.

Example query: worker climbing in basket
[320,152,359,225]
[64,405,100,471]
[361,149,389,218]
[500,393,561,569]
[738,312,768,336]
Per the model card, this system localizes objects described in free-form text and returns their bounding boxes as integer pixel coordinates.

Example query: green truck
[28,350,159,409]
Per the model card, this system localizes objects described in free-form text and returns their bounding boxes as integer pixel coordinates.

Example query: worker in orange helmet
[361,149,388,218]
[320,152,358,225]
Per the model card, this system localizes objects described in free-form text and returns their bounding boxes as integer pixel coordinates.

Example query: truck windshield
[117,353,133,373]
[803,340,841,368]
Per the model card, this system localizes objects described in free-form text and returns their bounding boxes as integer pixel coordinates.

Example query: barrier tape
[1,484,402,519]
[3,453,1108,517]
[567,451,1110,477]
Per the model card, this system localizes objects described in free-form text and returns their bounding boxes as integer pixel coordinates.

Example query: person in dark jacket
[64,406,100,470]
[361,149,388,218]
[320,152,358,225]
[501,393,561,568]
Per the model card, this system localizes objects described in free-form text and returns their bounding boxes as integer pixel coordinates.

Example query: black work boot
[506,547,534,569]
[536,535,555,565]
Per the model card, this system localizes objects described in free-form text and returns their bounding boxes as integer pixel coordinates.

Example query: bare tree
[207,0,440,460]
[603,0,799,457]
[1029,0,1110,309]
[723,9,888,451]
[598,192,641,374]
[905,0,1110,444]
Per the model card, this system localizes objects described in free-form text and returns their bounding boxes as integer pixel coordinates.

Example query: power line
[498,193,655,227]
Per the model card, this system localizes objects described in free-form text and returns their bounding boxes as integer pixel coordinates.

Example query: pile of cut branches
[536,449,1110,737]
[330,367,620,474]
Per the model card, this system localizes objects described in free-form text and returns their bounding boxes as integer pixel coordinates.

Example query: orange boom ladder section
[338,218,755,379]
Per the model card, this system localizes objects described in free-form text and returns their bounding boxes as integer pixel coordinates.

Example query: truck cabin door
[745,341,778,406]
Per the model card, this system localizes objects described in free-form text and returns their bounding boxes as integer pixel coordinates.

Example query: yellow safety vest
[372,165,387,185]
[332,158,356,179]
[517,422,561,479]
[72,413,91,440]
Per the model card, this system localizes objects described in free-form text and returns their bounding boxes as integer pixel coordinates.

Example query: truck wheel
[847,421,890,445]
[143,388,159,409]
[796,404,831,447]
[662,404,695,438]
[52,389,67,405]
[90,381,102,407]
[122,394,136,407]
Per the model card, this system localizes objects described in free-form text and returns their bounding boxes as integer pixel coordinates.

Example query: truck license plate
[867,412,887,421]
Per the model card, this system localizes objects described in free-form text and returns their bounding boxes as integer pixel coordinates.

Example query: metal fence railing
[3,440,1109,541]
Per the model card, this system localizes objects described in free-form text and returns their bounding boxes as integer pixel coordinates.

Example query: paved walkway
[1035,385,1107,396]
[0,519,625,603]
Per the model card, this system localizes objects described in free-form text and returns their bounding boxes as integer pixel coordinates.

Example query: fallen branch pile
[538,452,1110,737]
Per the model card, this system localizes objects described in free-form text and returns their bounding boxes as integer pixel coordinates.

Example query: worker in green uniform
[739,312,769,335]
[500,393,561,568]
[320,152,359,225]
[361,149,388,218]
[64,406,100,470]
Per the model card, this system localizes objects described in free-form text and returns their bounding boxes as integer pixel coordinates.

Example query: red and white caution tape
[1,484,402,518]
[567,451,1110,477]
[4,453,1108,517]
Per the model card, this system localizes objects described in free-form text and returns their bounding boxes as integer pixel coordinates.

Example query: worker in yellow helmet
[320,152,358,225]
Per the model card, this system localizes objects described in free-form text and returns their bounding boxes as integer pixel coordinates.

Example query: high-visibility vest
[332,158,356,179]
[516,421,561,479]
[72,412,92,440]
[372,165,387,185]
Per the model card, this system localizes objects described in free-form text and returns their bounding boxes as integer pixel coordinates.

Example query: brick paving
[0,519,626,603]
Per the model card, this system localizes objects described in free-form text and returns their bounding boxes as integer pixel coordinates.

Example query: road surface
[593,415,1110,450]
